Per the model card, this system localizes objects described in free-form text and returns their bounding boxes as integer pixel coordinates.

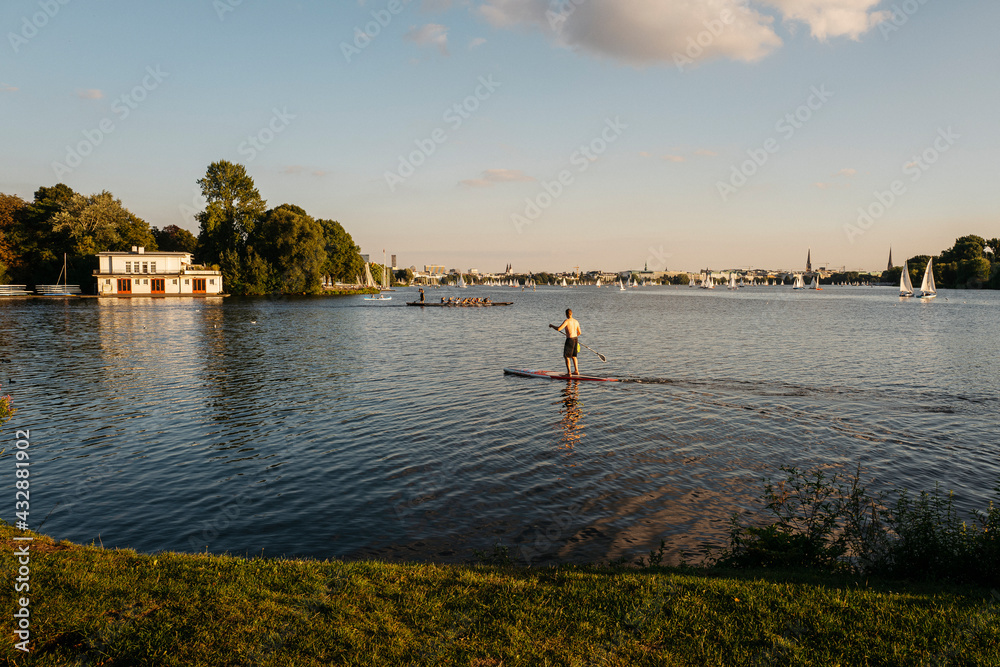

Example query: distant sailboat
[619,278,626,291]
[919,259,937,299]
[363,263,377,289]
[561,277,568,287]
[900,261,914,298]
[792,274,805,290]
[458,274,467,289]
[596,278,602,288]
[728,273,738,290]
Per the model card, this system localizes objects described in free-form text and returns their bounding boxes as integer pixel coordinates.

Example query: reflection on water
[1,287,999,565]
[558,382,584,452]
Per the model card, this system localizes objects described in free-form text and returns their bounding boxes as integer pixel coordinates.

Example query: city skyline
[2,0,996,274]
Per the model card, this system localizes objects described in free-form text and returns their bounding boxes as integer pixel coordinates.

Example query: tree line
[882,235,1000,290]
[0,160,366,295]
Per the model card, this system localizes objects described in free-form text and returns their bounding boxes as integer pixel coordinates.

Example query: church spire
[887,247,894,271]
[806,248,812,272]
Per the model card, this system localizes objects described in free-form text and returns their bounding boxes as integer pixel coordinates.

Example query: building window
[184,279,189,285]
[142,262,148,273]
[125,261,131,273]
[105,279,111,285]
[150,261,156,273]
[209,279,215,285]
[172,279,177,285]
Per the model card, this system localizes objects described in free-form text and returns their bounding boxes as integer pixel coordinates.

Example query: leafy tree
[196,161,267,263]
[257,204,326,294]
[195,161,267,294]
[940,235,986,263]
[152,225,198,253]
[0,194,27,277]
[956,258,991,288]
[52,191,156,257]
[318,218,364,284]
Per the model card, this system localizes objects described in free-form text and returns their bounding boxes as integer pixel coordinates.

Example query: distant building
[887,248,894,271]
[93,247,223,296]
[424,264,445,276]
[391,254,397,269]
[806,248,812,272]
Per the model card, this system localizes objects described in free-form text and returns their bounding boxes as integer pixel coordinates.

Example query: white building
[93,247,224,296]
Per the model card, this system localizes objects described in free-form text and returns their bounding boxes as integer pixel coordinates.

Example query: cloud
[76,89,104,100]
[468,37,487,48]
[312,170,328,177]
[460,168,535,187]
[762,0,891,41]
[476,0,888,66]
[639,151,652,158]
[281,165,306,175]
[405,23,449,55]
[695,149,719,157]
[0,83,17,93]
[837,167,857,177]
[662,155,686,163]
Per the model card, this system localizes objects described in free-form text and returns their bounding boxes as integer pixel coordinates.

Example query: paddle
[549,325,608,362]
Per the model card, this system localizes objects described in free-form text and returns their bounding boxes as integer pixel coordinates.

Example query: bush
[714,466,1000,586]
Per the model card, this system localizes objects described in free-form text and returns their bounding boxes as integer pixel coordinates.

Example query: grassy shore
[3,525,998,666]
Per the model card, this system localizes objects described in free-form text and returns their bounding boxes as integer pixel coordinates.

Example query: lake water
[2,286,998,566]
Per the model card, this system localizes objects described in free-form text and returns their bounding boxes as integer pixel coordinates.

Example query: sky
[1,0,997,274]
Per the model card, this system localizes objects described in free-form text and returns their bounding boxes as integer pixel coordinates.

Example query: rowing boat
[407,301,513,307]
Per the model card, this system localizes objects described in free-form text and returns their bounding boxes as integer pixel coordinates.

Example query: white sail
[363,263,377,288]
[809,275,817,289]
[900,261,914,297]
[919,259,936,298]
[728,273,738,289]
[458,274,466,288]
[793,274,805,289]
[596,278,601,288]
[561,277,568,287]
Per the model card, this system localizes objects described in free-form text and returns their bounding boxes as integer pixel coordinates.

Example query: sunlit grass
[3,524,998,666]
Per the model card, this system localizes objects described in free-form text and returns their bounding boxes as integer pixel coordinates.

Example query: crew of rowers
[440,296,492,305]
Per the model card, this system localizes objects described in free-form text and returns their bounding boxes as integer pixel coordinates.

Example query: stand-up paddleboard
[503,368,619,382]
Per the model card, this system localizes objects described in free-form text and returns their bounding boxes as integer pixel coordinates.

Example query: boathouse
[93,247,223,296]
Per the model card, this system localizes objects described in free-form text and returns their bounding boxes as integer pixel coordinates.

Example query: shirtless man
[549,308,582,375]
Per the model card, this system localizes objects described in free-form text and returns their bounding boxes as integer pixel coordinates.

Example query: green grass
[3,525,999,666]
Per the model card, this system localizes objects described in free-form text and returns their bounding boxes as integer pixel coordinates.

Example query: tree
[940,235,986,263]
[195,161,267,294]
[195,161,266,262]
[152,225,198,253]
[257,204,326,294]
[51,191,156,257]
[318,218,364,284]
[0,194,27,276]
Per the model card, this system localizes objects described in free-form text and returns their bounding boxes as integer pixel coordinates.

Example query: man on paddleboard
[549,309,581,376]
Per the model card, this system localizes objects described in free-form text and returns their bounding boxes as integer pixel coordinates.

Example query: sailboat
[619,278,626,291]
[363,263,377,289]
[792,274,805,290]
[458,274,467,289]
[728,273,738,290]
[918,259,937,299]
[596,277,602,288]
[809,275,821,290]
[701,273,715,289]
[561,277,568,287]
[899,261,914,298]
